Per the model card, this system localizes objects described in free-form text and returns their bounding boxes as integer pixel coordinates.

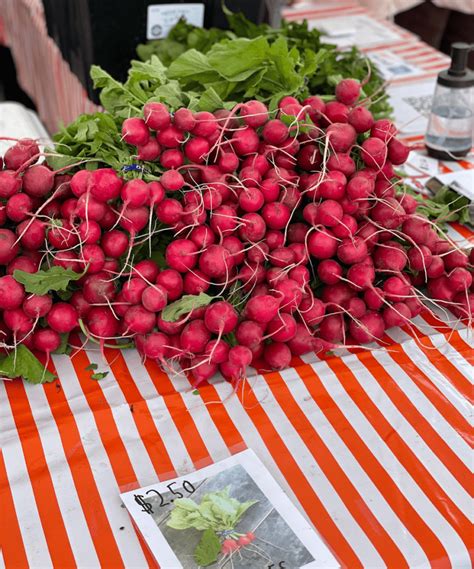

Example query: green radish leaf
[85,363,98,371]
[0,345,56,384]
[54,333,71,355]
[161,293,213,322]
[194,529,221,567]
[13,266,86,296]
[91,372,109,381]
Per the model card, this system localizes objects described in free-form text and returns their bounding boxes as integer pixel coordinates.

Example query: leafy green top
[13,266,85,296]
[0,345,56,384]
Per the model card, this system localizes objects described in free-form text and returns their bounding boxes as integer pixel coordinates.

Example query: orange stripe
[356,350,472,492]
[262,371,409,568]
[5,380,76,568]
[0,450,29,569]
[381,336,472,446]
[68,348,139,488]
[402,325,473,405]
[326,356,473,550]
[237,379,363,569]
[197,381,247,455]
[457,160,473,170]
[450,222,474,241]
[295,360,451,567]
[144,360,213,469]
[420,313,472,360]
[103,348,177,480]
[41,361,125,568]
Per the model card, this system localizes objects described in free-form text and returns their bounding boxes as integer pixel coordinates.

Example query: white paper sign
[147,3,205,40]
[121,449,340,569]
[368,51,422,81]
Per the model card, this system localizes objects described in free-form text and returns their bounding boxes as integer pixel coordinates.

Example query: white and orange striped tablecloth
[1,310,472,568]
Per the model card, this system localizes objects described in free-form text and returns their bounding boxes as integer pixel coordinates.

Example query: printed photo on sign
[121,450,340,569]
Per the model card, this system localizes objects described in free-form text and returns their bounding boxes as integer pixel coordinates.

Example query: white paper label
[147,3,204,40]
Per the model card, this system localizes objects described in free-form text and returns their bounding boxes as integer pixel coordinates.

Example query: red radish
[204,301,238,334]
[241,100,269,127]
[361,137,387,169]
[33,328,61,354]
[185,137,210,163]
[326,123,356,152]
[22,165,54,197]
[308,229,338,259]
[75,193,107,221]
[232,127,260,156]
[317,259,343,285]
[444,249,468,270]
[319,314,346,343]
[78,220,101,244]
[192,112,218,138]
[180,319,210,353]
[101,230,128,258]
[236,320,264,349]
[408,245,432,271]
[156,270,183,301]
[16,219,45,250]
[350,312,385,343]
[161,169,185,192]
[122,117,149,146]
[383,302,411,328]
[90,168,123,202]
[324,101,349,123]
[6,193,32,222]
[0,170,22,198]
[70,170,92,197]
[124,305,156,335]
[160,149,184,169]
[262,120,288,145]
[0,228,20,264]
[239,187,264,212]
[137,138,161,161]
[336,78,361,105]
[4,139,39,170]
[141,284,168,312]
[174,108,196,131]
[388,138,409,165]
[86,307,119,339]
[157,125,185,148]
[261,202,291,230]
[238,213,266,242]
[371,119,396,142]
[121,179,150,207]
[199,245,234,278]
[383,276,411,302]
[287,323,317,355]
[345,296,366,318]
[47,303,78,333]
[304,95,326,121]
[264,342,292,370]
[327,153,356,177]
[449,267,472,292]
[228,345,253,368]
[337,237,368,264]
[183,270,210,294]
[122,278,148,304]
[218,152,239,173]
[0,276,25,310]
[316,200,343,227]
[267,313,297,341]
[221,539,239,554]
[190,225,216,249]
[23,295,52,318]
[205,339,230,364]
[119,205,149,233]
[81,243,105,274]
[143,102,171,130]
[373,241,407,272]
[222,236,245,265]
[82,273,116,304]
[142,332,170,360]
[246,295,281,323]
[348,106,374,133]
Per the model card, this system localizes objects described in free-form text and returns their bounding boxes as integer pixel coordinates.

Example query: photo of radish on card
[121,450,339,569]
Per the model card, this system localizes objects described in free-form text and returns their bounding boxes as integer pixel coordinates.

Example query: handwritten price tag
[133,480,196,514]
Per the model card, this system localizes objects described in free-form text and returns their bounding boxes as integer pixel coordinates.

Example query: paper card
[121,449,340,569]
[147,3,205,40]
[368,51,423,81]
[312,15,405,48]
[388,80,436,135]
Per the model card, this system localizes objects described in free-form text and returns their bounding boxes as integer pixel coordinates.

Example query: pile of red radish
[0,76,472,384]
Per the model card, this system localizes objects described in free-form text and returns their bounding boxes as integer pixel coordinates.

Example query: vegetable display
[0,73,472,384]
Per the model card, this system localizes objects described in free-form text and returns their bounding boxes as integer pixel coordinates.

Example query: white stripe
[0,383,53,568]
[122,350,195,475]
[347,353,472,519]
[314,360,472,567]
[427,332,474,383]
[52,355,148,568]
[385,332,471,423]
[250,372,386,568]
[22,383,100,566]
[211,379,378,568]
[374,343,471,458]
[166,367,232,463]
[85,349,158,487]
[278,366,431,568]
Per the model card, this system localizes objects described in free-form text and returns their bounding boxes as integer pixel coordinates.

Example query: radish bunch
[0,76,471,384]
